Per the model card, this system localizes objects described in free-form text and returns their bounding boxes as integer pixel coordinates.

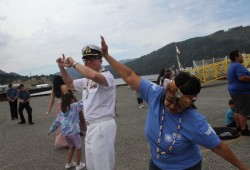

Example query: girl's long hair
[53,76,65,98]
[61,92,73,113]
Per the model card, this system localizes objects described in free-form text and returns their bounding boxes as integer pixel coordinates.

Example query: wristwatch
[73,62,79,69]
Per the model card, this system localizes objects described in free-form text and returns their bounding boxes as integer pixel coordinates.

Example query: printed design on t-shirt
[151,82,157,90]
[205,124,216,135]
[237,73,243,76]
[173,132,181,140]
[164,132,182,143]
[164,134,173,143]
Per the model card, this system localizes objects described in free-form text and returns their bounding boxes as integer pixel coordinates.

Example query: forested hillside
[106,26,250,78]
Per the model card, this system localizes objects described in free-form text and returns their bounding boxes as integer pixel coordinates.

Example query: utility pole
[175,45,184,71]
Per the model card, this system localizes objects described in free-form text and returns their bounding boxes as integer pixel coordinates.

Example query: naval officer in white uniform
[57,44,117,170]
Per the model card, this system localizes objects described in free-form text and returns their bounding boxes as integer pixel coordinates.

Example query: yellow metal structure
[185,54,250,84]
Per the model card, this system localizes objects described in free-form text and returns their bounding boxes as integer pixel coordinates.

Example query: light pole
[30,73,32,87]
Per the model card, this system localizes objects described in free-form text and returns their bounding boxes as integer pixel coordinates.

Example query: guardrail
[186,54,250,84]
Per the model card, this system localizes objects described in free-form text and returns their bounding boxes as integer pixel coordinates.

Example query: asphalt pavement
[0,79,249,170]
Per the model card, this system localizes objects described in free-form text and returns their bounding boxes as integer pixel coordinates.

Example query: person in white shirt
[162,69,173,88]
[56,45,117,170]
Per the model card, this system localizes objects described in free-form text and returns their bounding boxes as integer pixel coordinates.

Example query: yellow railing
[185,54,250,84]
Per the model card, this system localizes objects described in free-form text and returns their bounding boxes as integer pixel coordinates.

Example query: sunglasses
[83,57,101,62]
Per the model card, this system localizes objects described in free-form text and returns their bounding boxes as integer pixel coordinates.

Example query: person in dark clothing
[6,83,18,120]
[18,84,34,125]
[156,68,165,85]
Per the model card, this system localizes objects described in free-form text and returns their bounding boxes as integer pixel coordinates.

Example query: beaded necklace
[156,108,182,159]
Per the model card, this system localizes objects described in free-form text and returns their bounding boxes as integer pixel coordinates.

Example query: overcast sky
[0,0,250,76]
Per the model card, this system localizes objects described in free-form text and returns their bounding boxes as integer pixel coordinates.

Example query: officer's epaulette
[100,68,107,72]
[101,69,107,72]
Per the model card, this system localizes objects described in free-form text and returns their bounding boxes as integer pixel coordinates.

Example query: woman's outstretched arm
[45,90,55,115]
[211,141,248,170]
[101,36,141,92]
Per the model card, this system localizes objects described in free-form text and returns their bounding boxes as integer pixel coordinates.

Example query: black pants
[227,121,236,127]
[137,97,143,104]
[149,158,202,170]
[19,102,32,123]
[9,99,18,119]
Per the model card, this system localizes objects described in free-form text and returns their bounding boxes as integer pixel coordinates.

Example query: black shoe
[241,128,250,136]
[29,122,34,125]
[236,126,241,132]
[79,132,85,136]
[12,117,14,120]
[18,121,26,124]
[15,117,18,119]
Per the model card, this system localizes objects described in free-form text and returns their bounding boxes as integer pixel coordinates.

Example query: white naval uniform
[73,70,117,170]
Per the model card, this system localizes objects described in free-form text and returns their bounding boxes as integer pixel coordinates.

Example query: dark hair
[156,68,166,85]
[164,69,172,79]
[229,50,240,61]
[18,84,24,89]
[161,72,201,109]
[61,92,74,113]
[53,76,65,98]
[229,99,234,105]
[8,83,12,88]
[174,72,201,109]
[175,72,201,95]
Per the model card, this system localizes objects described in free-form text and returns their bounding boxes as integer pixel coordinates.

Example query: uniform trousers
[19,102,32,123]
[85,118,117,170]
[9,99,18,119]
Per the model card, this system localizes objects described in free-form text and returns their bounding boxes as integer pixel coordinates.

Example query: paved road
[0,80,249,170]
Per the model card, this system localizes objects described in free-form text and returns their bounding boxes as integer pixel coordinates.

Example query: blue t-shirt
[50,101,82,135]
[227,62,250,94]
[225,108,235,126]
[140,79,221,170]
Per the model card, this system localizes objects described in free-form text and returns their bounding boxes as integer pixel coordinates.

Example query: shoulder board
[101,69,107,72]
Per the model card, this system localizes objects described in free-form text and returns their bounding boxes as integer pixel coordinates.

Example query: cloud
[0,0,250,75]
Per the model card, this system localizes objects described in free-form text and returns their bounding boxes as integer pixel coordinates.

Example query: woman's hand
[45,111,50,116]
[64,57,76,68]
[56,54,66,69]
[101,36,108,57]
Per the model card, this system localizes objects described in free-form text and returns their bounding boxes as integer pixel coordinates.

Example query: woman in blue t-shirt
[100,36,248,170]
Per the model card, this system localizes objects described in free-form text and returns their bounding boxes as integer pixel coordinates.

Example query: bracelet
[73,62,79,69]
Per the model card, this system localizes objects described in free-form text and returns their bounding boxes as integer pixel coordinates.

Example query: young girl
[45,75,86,148]
[48,92,85,170]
